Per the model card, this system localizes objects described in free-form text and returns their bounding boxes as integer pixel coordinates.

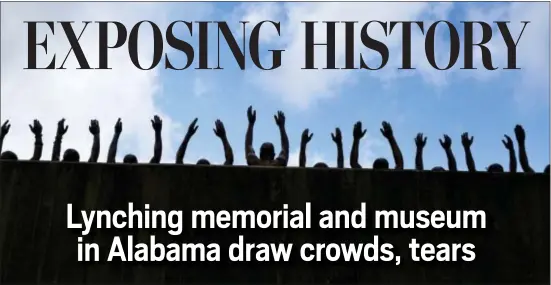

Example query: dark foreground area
[0,161,549,284]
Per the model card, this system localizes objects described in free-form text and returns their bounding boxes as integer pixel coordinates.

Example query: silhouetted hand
[247,106,256,125]
[380,121,393,139]
[213,119,226,138]
[114,118,122,134]
[89,119,100,135]
[514,125,525,142]
[461,132,474,148]
[29,119,42,136]
[301,129,313,145]
[151,115,162,132]
[439,135,452,150]
[187,118,199,137]
[56,119,68,137]
[415,133,427,148]
[331,128,342,144]
[502,135,514,150]
[1,120,10,137]
[353,121,366,140]
[274,111,285,128]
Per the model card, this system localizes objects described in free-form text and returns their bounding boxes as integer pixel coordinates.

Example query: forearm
[245,124,254,157]
[389,138,403,169]
[221,137,234,166]
[88,135,100,162]
[508,150,517,173]
[52,136,62,161]
[518,142,534,173]
[107,133,120,163]
[151,132,162,163]
[415,149,423,170]
[464,148,476,172]
[31,135,43,160]
[279,127,289,161]
[336,143,344,168]
[350,139,361,168]
[175,136,190,164]
[445,150,457,172]
[0,135,4,153]
[299,143,306,167]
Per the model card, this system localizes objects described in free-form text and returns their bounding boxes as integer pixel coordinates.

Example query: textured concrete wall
[0,160,549,284]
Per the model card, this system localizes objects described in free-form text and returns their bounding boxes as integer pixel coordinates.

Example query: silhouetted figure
[414,133,427,170]
[245,107,287,166]
[52,119,69,161]
[299,128,313,167]
[502,134,517,173]
[107,118,122,163]
[331,128,344,168]
[544,165,549,174]
[373,158,389,170]
[0,120,11,154]
[432,166,445,171]
[461,132,476,172]
[88,119,100,162]
[150,115,163,163]
[197,159,210,165]
[29,119,43,160]
[350,121,366,169]
[213,119,234,165]
[439,135,457,172]
[380,121,404,169]
[0,151,17,160]
[514,125,534,173]
[123,154,138,163]
[314,162,328,168]
[63,149,80,162]
[487,163,504,173]
[176,118,199,164]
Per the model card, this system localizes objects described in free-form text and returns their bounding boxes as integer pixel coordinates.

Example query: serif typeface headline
[26,20,528,71]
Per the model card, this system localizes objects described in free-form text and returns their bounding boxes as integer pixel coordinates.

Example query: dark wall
[0,161,549,284]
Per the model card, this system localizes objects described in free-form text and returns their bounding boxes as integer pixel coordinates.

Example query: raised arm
[213,119,234,166]
[350,121,366,169]
[331,128,344,168]
[414,133,427,170]
[175,118,198,164]
[514,125,534,173]
[52,119,68,161]
[380,121,403,169]
[501,135,517,173]
[274,111,289,166]
[245,106,258,165]
[107,118,122,163]
[88,119,100,163]
[0,120,11,154]
[439,134,457,172]
[299,129,313,167]
[461,132,476,172]
[29,120,43,160]
[149,115,163,164]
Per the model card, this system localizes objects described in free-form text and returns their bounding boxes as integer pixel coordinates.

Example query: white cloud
[193,77,209,97]
[231,2,548,110]
[0,2,210,163]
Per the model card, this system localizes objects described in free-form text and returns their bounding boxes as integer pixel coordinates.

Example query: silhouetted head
[372,158,389,170]
[123,154,138,164]
[62,149,80,162]
[259,142,275,161]
[432,166,445,172]
[196,158,210,165]
[544,165,549,174]
[314,162,328,168]
[0,151,18,160]
[487,163,504,173]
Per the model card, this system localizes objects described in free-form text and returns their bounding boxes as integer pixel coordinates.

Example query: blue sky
[1,1,549,171]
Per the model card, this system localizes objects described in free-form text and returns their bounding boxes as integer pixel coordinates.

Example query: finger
[380,129,384,135]
[309,134,313,140]
[362,130,367,136]
[29,124,33,131]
